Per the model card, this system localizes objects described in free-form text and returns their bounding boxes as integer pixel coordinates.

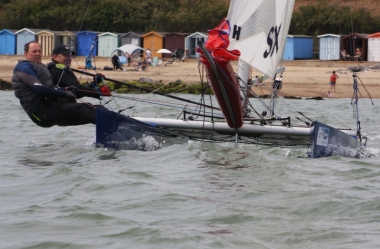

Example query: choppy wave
[324,144,376,159]
[2,92,380,248]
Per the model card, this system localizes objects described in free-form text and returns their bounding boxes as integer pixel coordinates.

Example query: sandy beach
[1,55,379,98]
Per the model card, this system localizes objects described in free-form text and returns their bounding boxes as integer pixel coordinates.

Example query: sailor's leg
[43,103,96,126]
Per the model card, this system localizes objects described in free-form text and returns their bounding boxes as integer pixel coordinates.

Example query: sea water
[1,91,380,249]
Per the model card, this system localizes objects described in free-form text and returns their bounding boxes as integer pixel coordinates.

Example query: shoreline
[1,55,379,99]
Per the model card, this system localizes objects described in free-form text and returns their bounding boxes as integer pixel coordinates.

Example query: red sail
[198,19,243,129]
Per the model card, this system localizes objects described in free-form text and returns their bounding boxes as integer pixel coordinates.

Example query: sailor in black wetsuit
[12,41,96,127]
[46,44,109,100]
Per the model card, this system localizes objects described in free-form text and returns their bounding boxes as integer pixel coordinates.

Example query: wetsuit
[46,60,103,99]
[12,60,96,127]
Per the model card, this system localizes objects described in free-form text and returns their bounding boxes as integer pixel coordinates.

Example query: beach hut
[76,31,98,56]
[342,33,369,61]
[163,32,188,58]
[36,30,57,56]
[318,34,341,61]
[121,32,143,46]
[185,32,208,58]
[98,32,120,57]
[0,29,16,55]
[142,31,164,58]
[55,31,77,54]
[15,28,44,55]
[367,33,380,62]
[283,35,313,60]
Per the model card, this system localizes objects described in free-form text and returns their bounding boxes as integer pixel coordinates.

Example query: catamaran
[92,0,368,158]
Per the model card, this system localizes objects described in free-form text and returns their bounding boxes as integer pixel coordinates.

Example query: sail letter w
[232,25,241,40]
[263,24,282,58]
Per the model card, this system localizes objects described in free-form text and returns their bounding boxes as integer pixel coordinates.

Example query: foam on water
[323,144,376,159]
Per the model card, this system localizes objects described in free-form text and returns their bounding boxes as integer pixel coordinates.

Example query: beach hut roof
[77,30,101,35]
[15,28,45,35]
[0,29,16,35]
[317,34,342,38]
[142,31,164,37]
[57,30,76,36]
[164,32,189,37]
[98,32,118,37]
[367,32,380,38]
[121,31,144,38]
[287,35,313,38]
[342,33,370,39]
[187,32,208,38]
[36,29,55,36]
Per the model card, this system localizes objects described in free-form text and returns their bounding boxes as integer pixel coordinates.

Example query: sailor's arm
[14,62,75,99]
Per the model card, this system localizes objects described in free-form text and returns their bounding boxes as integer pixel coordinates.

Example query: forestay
[227,0,295,79]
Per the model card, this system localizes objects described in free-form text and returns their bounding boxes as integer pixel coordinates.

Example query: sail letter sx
[232,25,241,40]
[263,24,282,58]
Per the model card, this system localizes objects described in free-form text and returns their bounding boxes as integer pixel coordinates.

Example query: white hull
[133,117,356,138]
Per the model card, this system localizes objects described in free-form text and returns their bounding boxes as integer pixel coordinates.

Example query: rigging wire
[154,0,164,32]
[78,0,92,32]
[97,0,109,32]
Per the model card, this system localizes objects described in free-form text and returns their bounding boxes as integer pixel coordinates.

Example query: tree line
[0,0,229,33]
[289,0,380,36]
[0,0,379,37]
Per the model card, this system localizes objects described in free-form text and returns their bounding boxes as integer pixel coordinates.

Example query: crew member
[12,41,96,127]
[47,44,109,100]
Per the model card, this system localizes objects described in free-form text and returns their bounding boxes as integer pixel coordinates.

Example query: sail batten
[227,0,295,79]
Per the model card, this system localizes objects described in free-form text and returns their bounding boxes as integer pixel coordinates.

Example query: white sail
[227,0,295,79]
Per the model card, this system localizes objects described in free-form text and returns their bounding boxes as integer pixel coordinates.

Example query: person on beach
[111,54,122,70]
[341,50,350,61]
[354,48,362,61]
[47,44,108,101]
[126,52,131,67]
[12,41,96,127]
[145,48,152,60]
[329,71,339,92]
[327,91,333,98]
[142,59,148,71]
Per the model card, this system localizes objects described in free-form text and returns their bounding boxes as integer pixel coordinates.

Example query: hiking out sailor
[47,44,110,101]
[12,41,96,127]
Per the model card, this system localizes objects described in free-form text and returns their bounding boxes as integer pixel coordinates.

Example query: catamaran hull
[310,121,360,158]
[134,117,312,136]
[95,108,360,158]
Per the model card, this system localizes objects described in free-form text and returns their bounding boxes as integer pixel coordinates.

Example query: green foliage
[0,0,228,32]
[289,0,380,36]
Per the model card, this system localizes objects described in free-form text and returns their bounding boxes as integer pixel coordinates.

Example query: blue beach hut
[0,29,16,55]
[318,34,341,61]
[15,28,44,55]
[76,31,98,56]
[283,35,313,60]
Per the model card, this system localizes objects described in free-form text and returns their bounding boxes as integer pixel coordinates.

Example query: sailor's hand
[63,90,76,99]
[93,73,105,84]
[100,86,112,96]
[65,85,78,95]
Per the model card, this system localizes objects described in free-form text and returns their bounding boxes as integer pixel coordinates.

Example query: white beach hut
[317,34,341,61]
[367,32,380,62]
[98,32,120,57]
